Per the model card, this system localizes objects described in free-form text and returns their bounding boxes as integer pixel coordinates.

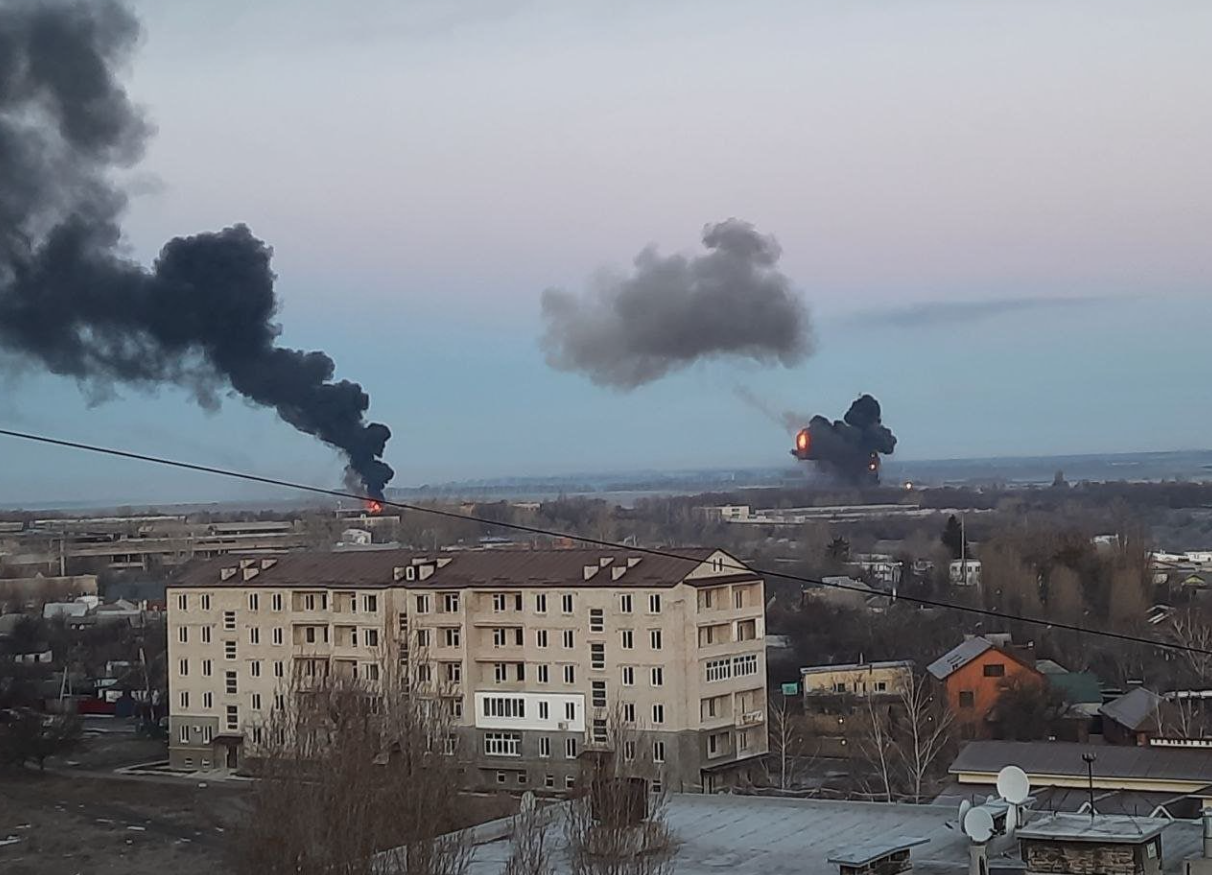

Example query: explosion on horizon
[790,394,897,484]
[0,0,393,498]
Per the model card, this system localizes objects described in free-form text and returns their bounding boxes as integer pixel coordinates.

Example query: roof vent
[239,558,257,569]
[220,567,237,582]
[611,567,627,581]
[393,566,407,582]
[411,557,429,566]
[627,557,642,568]
[436,557,453,568]
[242,567,260,581]
[583,565,600,581]
[260,558,278,570]
[418,564,434,581]
[599,557,612,568]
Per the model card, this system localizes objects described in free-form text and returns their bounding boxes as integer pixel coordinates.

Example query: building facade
[165,548,768,792]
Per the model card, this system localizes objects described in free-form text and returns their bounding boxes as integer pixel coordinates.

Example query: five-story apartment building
[166,548,767,792]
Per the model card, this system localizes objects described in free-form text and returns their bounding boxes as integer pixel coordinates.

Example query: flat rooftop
[1016,812,1171,844]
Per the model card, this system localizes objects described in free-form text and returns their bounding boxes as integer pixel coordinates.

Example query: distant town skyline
[1,0,1210,505]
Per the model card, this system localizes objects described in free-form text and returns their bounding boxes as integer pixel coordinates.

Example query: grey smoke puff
[0,0,393,498]
[540,219,813,389]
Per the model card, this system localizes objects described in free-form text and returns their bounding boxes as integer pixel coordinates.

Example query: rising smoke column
[539,219,813,389]
[0,0,393,498]
[791,394,897,484]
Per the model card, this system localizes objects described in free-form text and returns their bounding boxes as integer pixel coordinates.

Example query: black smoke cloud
[0,0,393,498]
[539,219,813,389]
[794,394,897,484]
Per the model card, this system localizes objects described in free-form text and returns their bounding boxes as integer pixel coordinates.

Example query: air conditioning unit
[558,721,570,731]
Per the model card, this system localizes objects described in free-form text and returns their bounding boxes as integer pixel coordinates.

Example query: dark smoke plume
[540,219,813,389]
[791,394,897,484]
[0,0,393,498]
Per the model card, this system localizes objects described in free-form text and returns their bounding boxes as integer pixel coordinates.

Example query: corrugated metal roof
[926,637,993,680]
[802,660,913,675]
[950,740,1212,785]
[1100,687,1165,732]
[170,547,750,591]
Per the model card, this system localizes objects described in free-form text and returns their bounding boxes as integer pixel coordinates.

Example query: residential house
[1100,687,1173,746]
[926,636,1042,738]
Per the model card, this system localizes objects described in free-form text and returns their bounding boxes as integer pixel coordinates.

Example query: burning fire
[795,429,809,452]
[365,499,384,515]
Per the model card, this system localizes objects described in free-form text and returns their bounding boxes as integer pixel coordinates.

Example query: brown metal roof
[951,740,1212,785]
[170,547,756,591]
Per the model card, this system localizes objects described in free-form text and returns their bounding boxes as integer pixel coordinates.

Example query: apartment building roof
[951,740,1212,789]
[170,547,757,591]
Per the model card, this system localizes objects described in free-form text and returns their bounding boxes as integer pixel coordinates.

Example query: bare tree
[893,673,955,803]
[1170,609,1212,685]
[764,694,806,791]
[563,709,680,875]
[233,658,470,875]
[505,793,553,875]
[859,694,895,803]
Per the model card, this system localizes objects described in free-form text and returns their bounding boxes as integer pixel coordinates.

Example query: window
[445,662,461,683]
[515,593,524,611]
[492,593,508,612]
[875,681,887,692]
[517,772,528,785]
[983,663,1005,678]
[566,775,577,790]
[708,733,720,756]
[959,691,975,708]
[589,609,604,633]
[203,692,213,708]
[225,671,237,694]
[562,630,575,649]
[738,729,750,752]
[494,663,508,683]
[365,629,380,648]
[702,589,715,609]
[545,774,555,788]
[249,593,259,611]
[251,693,262,711]
[274,692,284,711]
[202,659,213,677]
[565,701,577,721]
[179,691,189,708]
[363,594,378,613]
[539,737,551,758]
[272,593,283,611]
[223,611,236,630]
[272,627,283,645]
[652,703,665,724]
[590,642,605,670]
[201,594,212,611]
[305,627,316,644]
[178,626,189,644]
[592,718,608,743]
[415,594,430,613]
[249,627,260,645]
[536,629,548,648]
[563,665,575,684]
[591,680,607,708]
[565,738,578,759]
[561,594,574,614]
[705,658,731,683]
[484,732,521,756]
[734,588,745,609]
[366,663,380,681]
[620,594,633,613]
[515,663,526,681]
[653,741,665,763]
[418,663,433,683]
[623,702,636,723]
[202,725,215,743]
[538,664,550,684]
[443,593,460,613]
[179,724,189,744]
[177,594,188,611]
[178,659,189,677]
[733,654,759,677]
[736,619,757,641]
[702,696,721,719]
[225,705,239,730]
[650,629,662,650]
[496,772,506,784]
[648,594,661,613]
[538,701,549,720]
[622,666,635,686]
[535,593,547,614]
[201,626,212,644]
[273,660,284,678]
[493,628,508,647]
[442,734,458,755]
[624,740,636,762]
[621,629,634,650]
[416,628,430,647]
[833,682,847,693]
[651,667,664,687]
[483,696,526,718]
[250,660,262,678]
[444,627,461,647]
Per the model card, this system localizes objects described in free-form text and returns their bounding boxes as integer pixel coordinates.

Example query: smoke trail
[540,219,813,389]
[0,0,393,498]
[732,384,811,436]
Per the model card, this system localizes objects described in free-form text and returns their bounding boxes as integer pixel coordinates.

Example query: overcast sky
[2,0,1210,505]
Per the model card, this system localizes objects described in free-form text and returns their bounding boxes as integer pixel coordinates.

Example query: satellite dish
[986,794,998,806]
[997,766,1030,805]
[1005,804,1019,837]
[959,799,972,825]
[963,807,995,844]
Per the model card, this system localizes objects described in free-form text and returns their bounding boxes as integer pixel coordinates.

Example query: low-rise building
[801,660,913,698]
[850,554,903,587]
[949,559,982,587]
[927,636,1041,738]
[165,547,768,792]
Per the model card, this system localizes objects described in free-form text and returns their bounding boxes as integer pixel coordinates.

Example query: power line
[0,425,1207,657]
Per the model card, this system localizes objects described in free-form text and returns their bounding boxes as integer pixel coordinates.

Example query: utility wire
[0,425,1207,658]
